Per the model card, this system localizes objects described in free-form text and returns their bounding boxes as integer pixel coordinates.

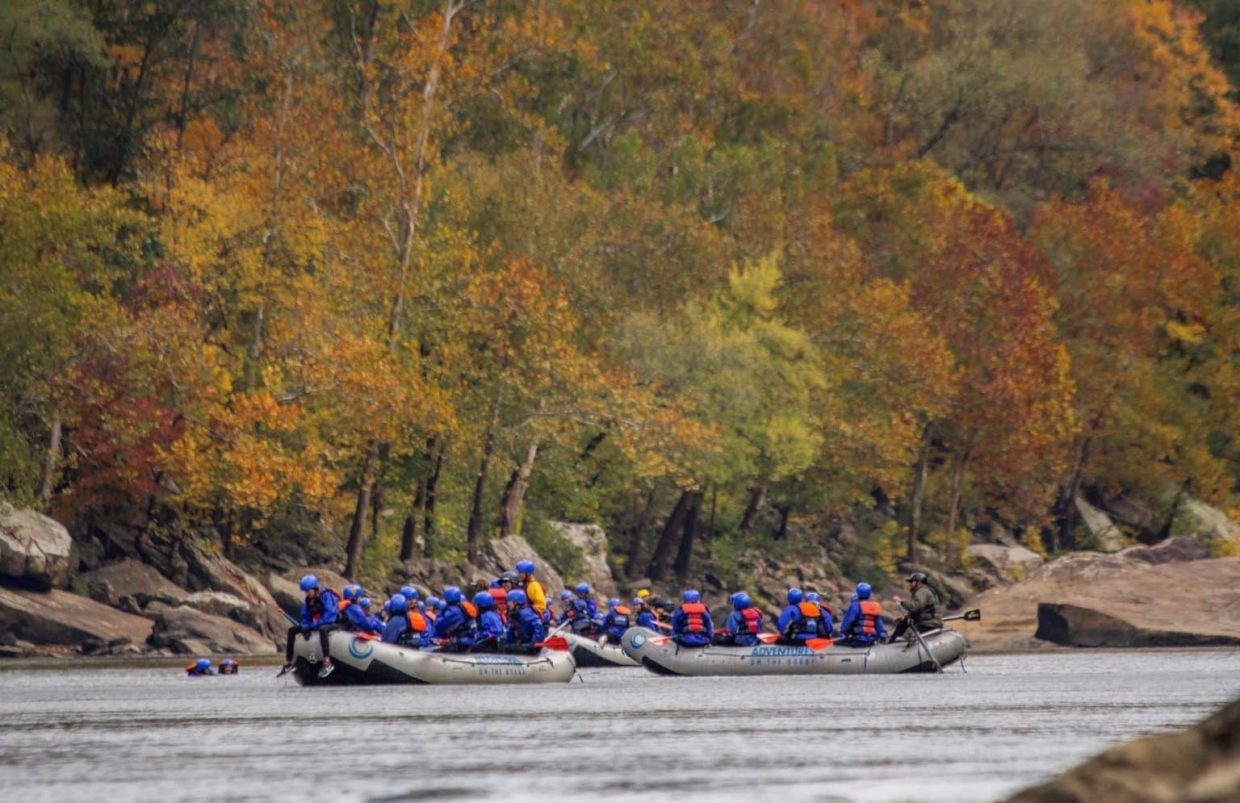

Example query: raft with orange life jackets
[618,625,967,677]
[287,627,576,686]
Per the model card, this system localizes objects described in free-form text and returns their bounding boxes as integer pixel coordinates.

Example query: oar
[943,608,981,623]
[897,602,942,673]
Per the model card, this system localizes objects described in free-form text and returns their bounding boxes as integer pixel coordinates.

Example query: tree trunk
[673,491,703,577]
[626,486,658,579]
[221,512,235,561]
[1053,437,1091,552]
[344,440,379,579]
[500,441,539,537]
[370,480,383,544]
[945,448,970,555]
[467,392,501,562]
[424,447,442,546]
[400,514,417,563]
[39,415,62,514]
[907,452,928,562]
[739,486,767,531]
[774,505,791,541]
[647,491,691,582]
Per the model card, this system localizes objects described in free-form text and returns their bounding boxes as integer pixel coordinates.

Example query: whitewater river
[1,649,1236,802]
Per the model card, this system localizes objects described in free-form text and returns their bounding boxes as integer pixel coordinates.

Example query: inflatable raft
[619,627,967,676]
[562,632,640,668]
[289,631,576,685]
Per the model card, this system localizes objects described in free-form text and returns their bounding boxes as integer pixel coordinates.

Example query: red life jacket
[679,602,707,633]
[738,606,762,635]
[491,587,509,623]
[856,600,882,637]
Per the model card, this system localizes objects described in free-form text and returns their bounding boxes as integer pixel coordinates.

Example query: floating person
[890,571,943,642]
[505,589,545,647]
[185,658,214,676]
[670,589,713,647]
[515,560,548,618]
[282,575,341,679]
[838,583,886,646]
[715,592,763,646]
[218,657,239,675]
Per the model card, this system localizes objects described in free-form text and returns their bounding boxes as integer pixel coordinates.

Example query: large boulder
[1171,498,1240,557]
[1036,602,1240,648]
[1007,697,1240,802]
[80,559,187,607]
[1075,496,1129,552]
[967,543,1044,583]
[177,541,288,638]
[548,522,618,597]
[0,504,73,589]
[0,586,153,648]
[482,535,566,596]
[967,550,1240,652]
[145,600,277,655]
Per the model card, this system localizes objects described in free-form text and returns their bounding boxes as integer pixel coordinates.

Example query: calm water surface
[1,650,1237,802]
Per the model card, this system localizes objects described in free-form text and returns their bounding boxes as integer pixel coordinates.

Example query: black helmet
[906,571,928,583]
[500,570,519,584]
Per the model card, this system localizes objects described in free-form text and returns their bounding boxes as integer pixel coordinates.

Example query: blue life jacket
[475,609,505,643]
[602,608,631,640]
[508,606,545,645]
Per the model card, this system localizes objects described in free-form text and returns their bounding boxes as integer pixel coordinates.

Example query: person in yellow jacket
[515,559,547,616]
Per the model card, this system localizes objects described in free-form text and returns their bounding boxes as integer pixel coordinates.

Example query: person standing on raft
[889,571,943,642]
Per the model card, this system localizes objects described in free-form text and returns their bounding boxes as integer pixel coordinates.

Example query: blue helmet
[508,589,527,605]
[632,597,645,607]
[389,594,408,614]
[787,587,804,604]
[560,590,575,601]
[358,597,372,609]
[806,592,821,603]
[299,574,319,592]
[427,597,445,611]
[490,578,501,589]
[400,586,419,601]
[342,584,361,601]
[220,658,237,666]
[195,658,211,671]
[575,582,590,595]
[682,589,701,603]
[474,591,494,609]
[733,592,752,609]
[608,597,621,611]
[856,582,872,600]
[516,559,535,575]
[443,586,462,604]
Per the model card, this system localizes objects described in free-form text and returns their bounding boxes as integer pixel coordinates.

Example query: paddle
[943,608,981,623]
[534,635,569,651]
[897,602,943,673]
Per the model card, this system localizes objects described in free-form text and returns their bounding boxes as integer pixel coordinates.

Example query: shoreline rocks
[0,504,72,589]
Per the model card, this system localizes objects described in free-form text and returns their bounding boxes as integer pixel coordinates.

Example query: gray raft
[289,630,576,685]
[562,632,640,668]
[618,627,967,676]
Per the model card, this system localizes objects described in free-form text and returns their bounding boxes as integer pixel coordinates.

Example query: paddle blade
[806,638,834,651]
[649,635,672,645]
[963,608,981,621]
[756,633,778,644]
[539,636,569,651]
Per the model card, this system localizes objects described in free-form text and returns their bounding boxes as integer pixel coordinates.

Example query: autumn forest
[3,0,1240,585]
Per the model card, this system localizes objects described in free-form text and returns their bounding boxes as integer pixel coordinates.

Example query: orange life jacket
[491,587,509,623]
[461,600,478,618]
[612,605,632,616]
[856,600,882,636]
[407,610,429,633]
[738,606,762,635]
[680,602,707,633]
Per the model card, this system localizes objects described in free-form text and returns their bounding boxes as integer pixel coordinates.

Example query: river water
[1,649,1237,802]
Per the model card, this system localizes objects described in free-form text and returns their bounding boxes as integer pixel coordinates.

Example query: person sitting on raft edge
[282,574,341,679]
[714,592,763,647]
[838,582,886,646]
[186,657,214,676]
[670,589,713,647]
[889,571,943,643]
[505,589,545,647]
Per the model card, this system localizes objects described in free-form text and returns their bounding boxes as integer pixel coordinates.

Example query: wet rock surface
[1008,697,1240,802]
[0,586,153,648]
[0,505,73,589]
[144,601,277,655]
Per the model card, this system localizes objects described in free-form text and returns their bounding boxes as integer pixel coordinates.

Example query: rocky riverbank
[2,497,1238,659]
[1008,696,1240,802]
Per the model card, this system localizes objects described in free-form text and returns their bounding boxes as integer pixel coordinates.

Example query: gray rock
[1171,498,1240,557]
[145,601,277,655]
[1120,537,1211,565]
[80,559,188,607]
[1075,495,1129,552]
[1035,602,1240,648]
[265,572,303,614]
[177,541,288,638]
[482,535,566,596]
[967,543,1044,582]
[0,586,153,647]
[183,590,250,618]
[549,521,618,597]
[0,504,73,589]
